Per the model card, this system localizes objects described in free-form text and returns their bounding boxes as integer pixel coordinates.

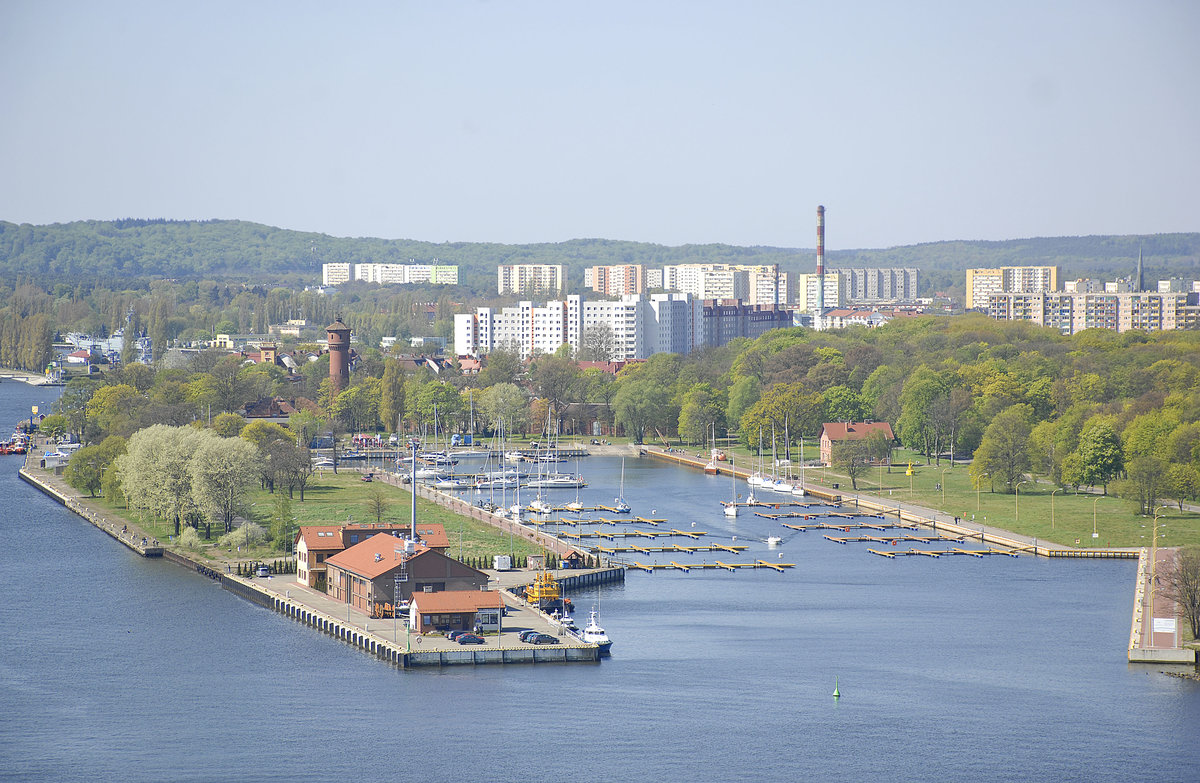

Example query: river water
[1,383,1196,782]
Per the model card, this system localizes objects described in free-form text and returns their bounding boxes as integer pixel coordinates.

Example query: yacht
[579,609,612,655]
[527,473,586,489]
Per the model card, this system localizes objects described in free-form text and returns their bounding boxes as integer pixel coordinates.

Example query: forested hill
[2,218,1197,293]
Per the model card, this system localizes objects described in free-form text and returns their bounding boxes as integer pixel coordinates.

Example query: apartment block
[584,264,648,297]
[967,265,1060,310]
[837,268,919,302]
[497,264,565,296]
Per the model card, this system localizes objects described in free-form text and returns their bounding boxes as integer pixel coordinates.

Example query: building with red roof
[409,590,505,634]
[294,522,450,590]
[818,421,895,467]
[323,532,487,615]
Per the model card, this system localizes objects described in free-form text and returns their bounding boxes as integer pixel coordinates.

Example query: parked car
[517,630,541,643]
[529,633,559,645]
[457,634,485,645]
[446,630,467,641]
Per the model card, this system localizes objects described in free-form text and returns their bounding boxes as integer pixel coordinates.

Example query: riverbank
[17,450,619,667]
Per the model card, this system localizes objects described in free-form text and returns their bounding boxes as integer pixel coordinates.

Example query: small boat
[766,536,783,548]
[527,498,553,515]
[435,477,473,490]
[613,498,631,514]
[723,455,739,517]
[579,609,612,654]
[791,482,806,497]
[747,472,769,487]
[771,478,794,493]
[524,570,560,609]
[566,500,584,512]
[527,473,586,489]
[312,457,335,469]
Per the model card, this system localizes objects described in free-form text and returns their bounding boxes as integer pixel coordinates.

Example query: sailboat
[613,457,631,513]
[791,435,807,496]
[748,428,768,487]
[770,422,793,493]
[723,455,739,517]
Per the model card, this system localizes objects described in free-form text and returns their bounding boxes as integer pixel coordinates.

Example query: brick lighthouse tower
[326,316,351,394]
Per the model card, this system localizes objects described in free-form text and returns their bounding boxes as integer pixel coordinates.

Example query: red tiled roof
[410,590,503,614]
[297,525,344,551]
[325,532,429,580]
[819,421,895,442]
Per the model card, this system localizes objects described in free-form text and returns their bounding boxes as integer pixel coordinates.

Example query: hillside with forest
[2,219,1198,297]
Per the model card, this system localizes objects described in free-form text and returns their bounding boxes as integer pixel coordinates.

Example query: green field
[79,468,548,565]
[739,443,1200,550]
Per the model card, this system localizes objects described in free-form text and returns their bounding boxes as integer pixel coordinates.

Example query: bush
[178,526,202,549]
[218,522,267,549]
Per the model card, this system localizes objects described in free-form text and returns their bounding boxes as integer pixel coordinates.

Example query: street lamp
[1091,496,1104,543]
[975,473,989,511]
[1051,489,1060,530]
[941,468,951,505]
[1015,480,1029,524]
[1150,505,1167,634]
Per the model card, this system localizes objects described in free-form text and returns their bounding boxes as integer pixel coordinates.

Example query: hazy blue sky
[3,1,1197,249]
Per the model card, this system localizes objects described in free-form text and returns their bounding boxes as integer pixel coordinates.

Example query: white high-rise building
[322,262,459,286]
[498,264,565,296]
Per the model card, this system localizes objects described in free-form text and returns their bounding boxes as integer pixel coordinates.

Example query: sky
[2,1,1197,250]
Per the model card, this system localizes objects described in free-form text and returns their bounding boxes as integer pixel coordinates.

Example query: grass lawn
[82,468,549,565]
[706,441,1200,550]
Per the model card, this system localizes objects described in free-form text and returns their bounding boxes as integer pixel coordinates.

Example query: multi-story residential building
[662,264,750,302]
[455,292,775,361]
[497,264,565,296]
[966,265,1060,309]
[794,272,843,313]
[322,262,352,286]
[584,264,648,297]
[321,262,459,286]
[699,299,793,346]
[985,291,1197,334]
[836,268,919,302]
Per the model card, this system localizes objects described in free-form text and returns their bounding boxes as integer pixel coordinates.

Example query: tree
[479,382,528,435]
[678,383,727,445]
[896,367,950,464]
[476,349,522,388]
[577,323,615,362]
[1166,463,1200,512]
[970,404,1033,492]
[834,438,871,490]
[614,372,671,444]
[1071,420,1123,493]
[1160,547,1200,641]
[725,375,760,435]
[379,358,406,433]
[211,412,246,438]
[822,385,869,423]
[287,409,324,449]
[191,434,260,536]
[117,424,207,536]
[365,486,390,524]
[64,444,106,497]
[53,377,101,442]
[529,356,579,435]
[1119,455,1168,516]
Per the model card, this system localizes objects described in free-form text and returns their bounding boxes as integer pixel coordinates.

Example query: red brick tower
[326,317,351,393]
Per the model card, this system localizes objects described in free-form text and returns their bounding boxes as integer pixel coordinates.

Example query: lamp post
[1091,496,1104,543]
[1148,505,1167,637]
[1015,480,1029,524]
[1051,489,1060,530]
[941,468,951,505]
[975,473,988,511]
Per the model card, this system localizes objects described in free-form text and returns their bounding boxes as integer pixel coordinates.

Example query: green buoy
[833,676,840,699]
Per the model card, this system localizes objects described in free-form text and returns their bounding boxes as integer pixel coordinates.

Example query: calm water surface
[1,383,1196,782]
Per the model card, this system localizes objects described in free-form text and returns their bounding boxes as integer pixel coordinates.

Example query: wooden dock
[628,559,795,573]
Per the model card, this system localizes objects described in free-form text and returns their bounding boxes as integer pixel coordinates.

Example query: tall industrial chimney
[816,205,826,315]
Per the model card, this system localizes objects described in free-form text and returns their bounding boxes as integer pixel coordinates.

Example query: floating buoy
[833,676,840,699]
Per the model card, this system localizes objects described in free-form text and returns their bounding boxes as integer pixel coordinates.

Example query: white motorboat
[747,472,769,487]
[435,477,473,490]
[579,609,612,654]
[771,478,794,493]
[566,500,585,512]
[527,498,553,515]
[766,535,783,547]
[311,457,335,469]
